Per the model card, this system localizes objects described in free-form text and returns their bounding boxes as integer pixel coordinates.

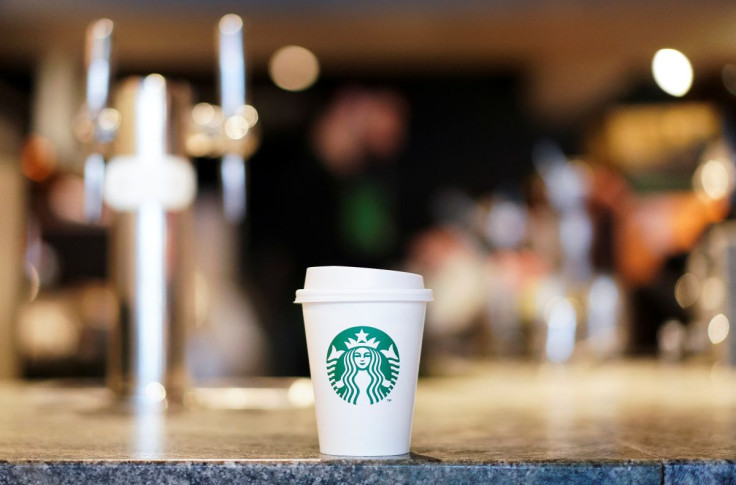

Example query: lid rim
[294,288,433,303]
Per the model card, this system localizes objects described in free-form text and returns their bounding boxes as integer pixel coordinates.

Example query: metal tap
[78,14,257,407]
[105,75,195,408]
[80,19,115,223]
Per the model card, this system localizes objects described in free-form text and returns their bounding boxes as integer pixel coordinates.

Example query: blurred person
[246,86,409,376]
[312,87,408,264]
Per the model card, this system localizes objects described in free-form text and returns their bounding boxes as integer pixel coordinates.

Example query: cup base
[319,452,411,460]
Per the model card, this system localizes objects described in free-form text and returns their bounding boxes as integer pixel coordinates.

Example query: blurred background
[3,0,736,382]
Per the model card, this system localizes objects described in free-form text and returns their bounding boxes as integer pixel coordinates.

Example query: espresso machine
[77,14,257,408]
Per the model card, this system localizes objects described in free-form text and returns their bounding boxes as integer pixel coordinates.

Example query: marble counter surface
[2,362,736,483]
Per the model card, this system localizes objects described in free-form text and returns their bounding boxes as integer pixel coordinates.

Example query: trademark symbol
[387,399,392,402]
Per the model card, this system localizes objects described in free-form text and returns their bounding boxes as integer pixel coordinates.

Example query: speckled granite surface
[1,363,736,484]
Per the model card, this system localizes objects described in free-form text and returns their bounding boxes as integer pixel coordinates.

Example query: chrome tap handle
[217,14,247,222]
[83,18,114,222]
[86,19,113,128]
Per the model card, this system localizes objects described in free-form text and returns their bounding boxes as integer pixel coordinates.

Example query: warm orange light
[21,135,57,182]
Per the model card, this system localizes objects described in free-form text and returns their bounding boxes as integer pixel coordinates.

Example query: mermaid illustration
[327,327,400,405]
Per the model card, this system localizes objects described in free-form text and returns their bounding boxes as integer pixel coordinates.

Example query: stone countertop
[2,362,736,484]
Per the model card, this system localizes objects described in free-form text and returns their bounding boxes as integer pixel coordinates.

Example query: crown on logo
[344,329,380,349]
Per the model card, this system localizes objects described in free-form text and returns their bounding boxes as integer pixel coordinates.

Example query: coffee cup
[295,266,433,456]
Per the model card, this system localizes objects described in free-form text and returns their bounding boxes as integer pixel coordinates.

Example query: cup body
[302,300,426,456]
[296,266,431,456]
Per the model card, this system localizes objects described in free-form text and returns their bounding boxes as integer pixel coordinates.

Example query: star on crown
[345,329,380,349]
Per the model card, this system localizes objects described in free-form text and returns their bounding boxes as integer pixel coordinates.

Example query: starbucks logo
[326,326,400,405]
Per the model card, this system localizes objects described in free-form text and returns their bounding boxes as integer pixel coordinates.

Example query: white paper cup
[295,266,433,456]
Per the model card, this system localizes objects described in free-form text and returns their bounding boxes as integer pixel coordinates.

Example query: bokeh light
[708,313,730,345]
[694,158,734,201]
[269,45,320,92]
[652,48,693,97]
[674,273,700,308]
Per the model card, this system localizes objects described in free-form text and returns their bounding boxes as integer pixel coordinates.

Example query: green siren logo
[326,326,399,405]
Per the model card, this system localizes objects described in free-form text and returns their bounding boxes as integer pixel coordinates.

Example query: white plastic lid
[294,266,433,303]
